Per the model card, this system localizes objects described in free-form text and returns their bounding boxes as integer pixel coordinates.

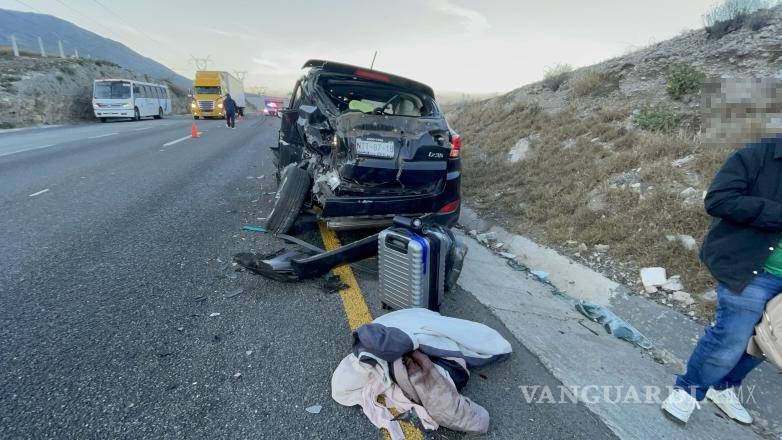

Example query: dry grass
[571,70,619,98]
[451,100,719,296]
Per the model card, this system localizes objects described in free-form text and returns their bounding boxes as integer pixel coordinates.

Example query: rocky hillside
[448,5,782,318]
[0,50,188,128]
[0,8,189,88]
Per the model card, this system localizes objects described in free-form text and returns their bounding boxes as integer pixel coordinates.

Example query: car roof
[302,59,435,99]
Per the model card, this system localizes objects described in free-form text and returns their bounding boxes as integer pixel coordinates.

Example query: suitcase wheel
[381,302,390,310]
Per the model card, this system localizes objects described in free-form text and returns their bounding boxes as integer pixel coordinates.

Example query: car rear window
[318,74,437,117]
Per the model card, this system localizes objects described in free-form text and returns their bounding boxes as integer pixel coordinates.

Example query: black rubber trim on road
[265,164,311,234]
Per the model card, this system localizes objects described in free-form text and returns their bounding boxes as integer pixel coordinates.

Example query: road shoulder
[455,228,769,439]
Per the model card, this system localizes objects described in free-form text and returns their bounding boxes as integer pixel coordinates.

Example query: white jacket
[371,308,512,367]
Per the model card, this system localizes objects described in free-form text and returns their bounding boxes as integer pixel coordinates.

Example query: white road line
[0,144,56,157]
[87,132,118,139]
[162,135,192,147]
[132,126,153,131]
[29,188,49,197]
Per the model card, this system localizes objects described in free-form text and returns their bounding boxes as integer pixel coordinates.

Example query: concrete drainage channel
[455,206,782,439]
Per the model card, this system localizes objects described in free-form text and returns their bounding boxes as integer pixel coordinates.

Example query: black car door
[275,79,305,170]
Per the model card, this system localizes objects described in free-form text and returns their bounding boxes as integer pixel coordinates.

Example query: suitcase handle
[385,235,409,254]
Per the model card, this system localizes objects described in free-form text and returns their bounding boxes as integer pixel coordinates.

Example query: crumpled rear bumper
[320,171,460,227]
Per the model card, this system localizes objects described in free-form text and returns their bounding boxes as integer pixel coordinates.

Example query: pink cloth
[331,354,438,440]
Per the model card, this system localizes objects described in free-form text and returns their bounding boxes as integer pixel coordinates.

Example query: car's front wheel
[265,164,311,234]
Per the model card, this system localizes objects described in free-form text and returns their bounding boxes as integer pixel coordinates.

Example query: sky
[0,0,721,94]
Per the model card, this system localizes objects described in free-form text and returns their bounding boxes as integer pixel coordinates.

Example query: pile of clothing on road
[331,308,512,439]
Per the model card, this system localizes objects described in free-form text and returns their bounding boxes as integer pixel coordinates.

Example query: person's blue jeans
[676,272,782,401]
[226,112,236,128]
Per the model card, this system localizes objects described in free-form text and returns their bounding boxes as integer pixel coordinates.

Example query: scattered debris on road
[232,372,242,380]
[575,300,652,349]
[322,274,348,294]
[305,405,322,414]
[530,270,549,282]
[640,267,667,293]
[241,225,267,233]
[224,288,243,298]
[209,312,220,317]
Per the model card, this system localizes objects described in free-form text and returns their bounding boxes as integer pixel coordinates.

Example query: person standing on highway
[224,93,238,129]
[661,135,782,426]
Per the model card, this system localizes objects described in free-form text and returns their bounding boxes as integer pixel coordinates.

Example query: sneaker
[706,388,752,425]
[661,388,700,424]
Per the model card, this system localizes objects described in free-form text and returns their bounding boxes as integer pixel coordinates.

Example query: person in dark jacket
[662,136,782,425]
[223,93,238,129]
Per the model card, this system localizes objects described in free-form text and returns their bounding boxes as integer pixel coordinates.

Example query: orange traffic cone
[191,122,200,138]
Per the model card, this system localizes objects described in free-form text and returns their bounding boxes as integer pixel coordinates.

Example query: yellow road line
[318,222,423,440]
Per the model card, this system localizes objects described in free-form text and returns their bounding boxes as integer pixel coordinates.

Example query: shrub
[542,63,573,91]
[60,65,76,75]
[635,103,681,133]
[702,0,779,38]
[666,63,705,100]
[0,121,15,129]
[702,0,776,26]
[571,70,619,97]
[55,75,64,82]
[94,59,119,68]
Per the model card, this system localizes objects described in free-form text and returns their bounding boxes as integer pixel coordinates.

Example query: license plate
[356,138,395,158]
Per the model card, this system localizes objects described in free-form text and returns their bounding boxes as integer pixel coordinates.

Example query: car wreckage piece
[234,217,468,291]
[267,60,462,234]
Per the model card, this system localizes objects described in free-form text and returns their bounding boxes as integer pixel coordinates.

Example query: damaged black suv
[267,60,461,233]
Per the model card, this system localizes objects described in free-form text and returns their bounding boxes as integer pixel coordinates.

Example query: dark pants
[675,272,782,400]
[226,112,236,128]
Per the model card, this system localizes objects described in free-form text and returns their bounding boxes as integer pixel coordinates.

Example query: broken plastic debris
[209,312,220,317]
[530,270,549,282]
[506,259,527,272]
[305,404,322,414]
[475,232,496,244]
[640,267,667,293]
[242,225,267,233]
[499,252,516,260]
[233,372,242,380]
[575,300,653,349]
[246,350,253,356]
[322,274,348,294]
[224,288,243,298]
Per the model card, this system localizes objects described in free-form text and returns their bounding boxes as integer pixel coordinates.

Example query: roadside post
[58,40,65,58]
[10,35,19,57]
[38,36,46,57]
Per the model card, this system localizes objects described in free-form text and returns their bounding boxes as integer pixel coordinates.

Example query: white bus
[92,79,172,122]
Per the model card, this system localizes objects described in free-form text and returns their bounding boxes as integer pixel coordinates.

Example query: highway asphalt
[0,115,614,439]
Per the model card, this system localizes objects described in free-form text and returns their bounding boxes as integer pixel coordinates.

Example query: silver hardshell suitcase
[378,221,452,311]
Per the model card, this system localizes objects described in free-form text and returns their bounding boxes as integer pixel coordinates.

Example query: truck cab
[190,71,246,120]
[191,72,225,119]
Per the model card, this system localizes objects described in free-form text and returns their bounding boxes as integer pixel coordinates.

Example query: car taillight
[438,199,460,213]
[449,134,461,158]
[355,70,390,82]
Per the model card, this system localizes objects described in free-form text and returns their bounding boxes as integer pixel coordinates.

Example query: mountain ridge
[0,8,189,88]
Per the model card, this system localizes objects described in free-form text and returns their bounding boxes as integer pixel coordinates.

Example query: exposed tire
[265,164,310,234]
[99,117,106,123]
[193,116,200,120]
[133,108,140,121]
[154,108,162,119]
